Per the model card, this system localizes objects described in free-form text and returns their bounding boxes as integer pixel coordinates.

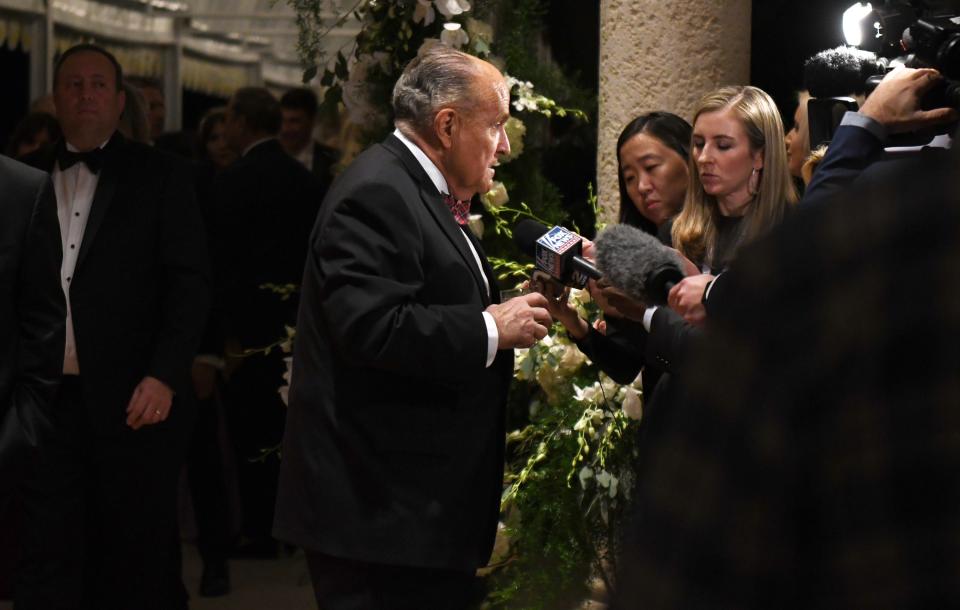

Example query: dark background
[0,1,898,162]
[751,0,854,121]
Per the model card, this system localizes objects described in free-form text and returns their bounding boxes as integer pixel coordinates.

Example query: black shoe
[199,561,230,597]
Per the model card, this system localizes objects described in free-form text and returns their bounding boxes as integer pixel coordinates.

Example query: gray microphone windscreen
[594,224,684,305]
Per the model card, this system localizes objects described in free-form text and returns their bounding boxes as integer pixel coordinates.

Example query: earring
[748,167,761,196]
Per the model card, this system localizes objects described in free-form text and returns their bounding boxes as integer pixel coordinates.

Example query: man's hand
[668,274,714,327]
[126,376,174,430]
[597,281,648,322]
[859,66,959,134]
[487,292,552,349]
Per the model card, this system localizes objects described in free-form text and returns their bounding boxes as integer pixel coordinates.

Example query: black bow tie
[57,146,105,173]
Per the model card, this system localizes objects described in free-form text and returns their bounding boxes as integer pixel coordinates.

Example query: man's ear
[434,108,457,149]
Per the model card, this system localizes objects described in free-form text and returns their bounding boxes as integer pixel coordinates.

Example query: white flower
[277,356,293,406]
[434,0,470,19]
[413,0,435,26]
[342,52,391,127]
[467,213,484,239]
[482,181,509,209]
[466,17,493,43]
[557,344,587,376]
[573,382,602,405]
[440,22,469,48]
[501,117,525,162]
[621,386,643,421]
[514,347,533,380]
[578,465,594,489]
[595,470,619,498]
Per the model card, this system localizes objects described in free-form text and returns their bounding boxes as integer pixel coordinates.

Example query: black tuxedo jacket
[274,134,514,572]
[25,134,210,436]
[0,155,65,494]
[212,138,326,348]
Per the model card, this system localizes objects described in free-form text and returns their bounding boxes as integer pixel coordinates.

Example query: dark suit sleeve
[644,307,701,375]
[4,176,65,463]
[313,181,489,378]
[575,319,646,384]
[146,160,211,392]
[802,124,885,207]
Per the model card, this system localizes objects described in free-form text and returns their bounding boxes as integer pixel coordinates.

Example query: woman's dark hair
[194,106,227,161]
[5,112,61,159]
[616,111,692,235]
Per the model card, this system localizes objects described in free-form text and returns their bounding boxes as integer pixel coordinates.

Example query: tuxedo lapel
[381,135,490,305]
[75,135,121,271]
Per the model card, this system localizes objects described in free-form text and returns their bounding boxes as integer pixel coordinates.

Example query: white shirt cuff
[482,311,499,368]
[642,306,658,332]
[703,272,722,303]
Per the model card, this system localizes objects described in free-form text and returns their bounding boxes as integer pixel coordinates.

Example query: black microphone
[593,224,684,306]
[513,219,601,288]
[803,46,887,98]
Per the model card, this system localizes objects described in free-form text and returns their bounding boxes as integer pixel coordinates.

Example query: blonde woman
[602,86,796,327]
[660,85,798,325]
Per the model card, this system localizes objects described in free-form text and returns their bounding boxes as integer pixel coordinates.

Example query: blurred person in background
[279,87,340,186]
[128,76,166,141]
[212,87,326,559]
[182,106,239,597]
[5,113,61,161]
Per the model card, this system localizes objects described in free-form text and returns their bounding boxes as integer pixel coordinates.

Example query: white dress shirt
[293,142,314,170]
[392,128,500,367]
[54,139,109,374]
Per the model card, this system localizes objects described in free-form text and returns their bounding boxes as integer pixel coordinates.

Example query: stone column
[596,0,751,224]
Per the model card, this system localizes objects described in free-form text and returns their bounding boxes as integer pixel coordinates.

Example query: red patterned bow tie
[443,194,471,226]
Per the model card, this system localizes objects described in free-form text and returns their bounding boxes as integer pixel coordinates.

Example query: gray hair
[392,45,480,137]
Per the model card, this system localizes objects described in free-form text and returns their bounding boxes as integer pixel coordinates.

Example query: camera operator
[803,65,958,206]
[612,112,960,610]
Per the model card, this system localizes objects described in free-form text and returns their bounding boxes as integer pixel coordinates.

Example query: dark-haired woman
[545,112,692,400]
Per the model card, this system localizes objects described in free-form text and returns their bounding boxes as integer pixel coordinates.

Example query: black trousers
[15,376,192,610]
[185,389,232,566]
[305,551,480,610]
[223,353,286,543]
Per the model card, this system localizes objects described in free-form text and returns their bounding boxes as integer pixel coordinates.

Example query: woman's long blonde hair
[672,85,798,267]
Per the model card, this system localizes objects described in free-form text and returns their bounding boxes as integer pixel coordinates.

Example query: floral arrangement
[490,285,643,608]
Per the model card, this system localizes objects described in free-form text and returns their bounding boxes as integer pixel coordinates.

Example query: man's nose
[497,125,511,156]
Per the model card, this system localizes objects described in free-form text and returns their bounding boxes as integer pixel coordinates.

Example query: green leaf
[301,64,318,84]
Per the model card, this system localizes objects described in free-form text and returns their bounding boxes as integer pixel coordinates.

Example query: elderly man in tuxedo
[16,44,209,610]
[0,155,64,501]
[273,46,552,608]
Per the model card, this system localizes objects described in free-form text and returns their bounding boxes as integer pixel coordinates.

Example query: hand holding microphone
[486,292,553,349]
